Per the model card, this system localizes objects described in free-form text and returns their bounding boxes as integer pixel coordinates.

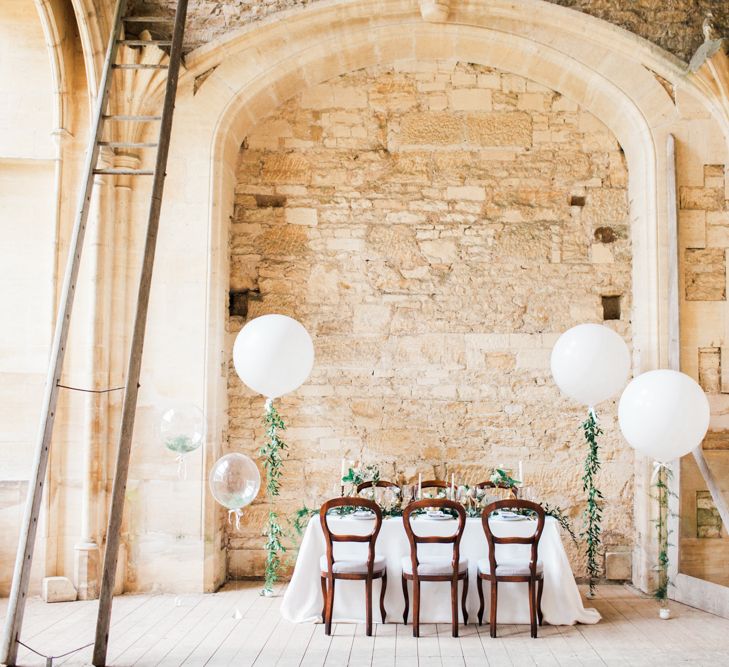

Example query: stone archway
[136,0,729,594]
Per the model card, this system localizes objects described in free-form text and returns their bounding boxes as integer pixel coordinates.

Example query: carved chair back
[402,498,466,579]
[481,499,545,578]
[319,497,382,575]
[356,480,401,495]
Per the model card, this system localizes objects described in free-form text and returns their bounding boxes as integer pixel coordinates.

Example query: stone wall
[227,60,633,579]
[130,0,728,63]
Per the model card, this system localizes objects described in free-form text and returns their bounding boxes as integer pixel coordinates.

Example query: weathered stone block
[680,186,725,211]
[448,88,492,111]
[699,347,722,393]
[285,207,318,226]
[464,112,532,147]
[605,552,632,581]
[685,248,726,301]
[680,210,707,248]
[42,576,77,603]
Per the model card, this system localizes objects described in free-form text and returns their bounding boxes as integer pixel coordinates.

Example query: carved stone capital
[419,0,450,23]
[688,38,729,130]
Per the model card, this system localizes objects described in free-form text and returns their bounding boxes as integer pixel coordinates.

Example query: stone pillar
[73,147,115,600]
[108,151,141,596]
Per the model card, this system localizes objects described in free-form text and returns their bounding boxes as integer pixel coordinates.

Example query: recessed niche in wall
[569,195,586,207]
[229,289,259,318]
[601,295,621,320]
[254,194,286,208]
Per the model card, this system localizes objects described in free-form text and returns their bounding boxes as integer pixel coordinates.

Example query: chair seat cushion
[477,558,543,577]
[320,554,386,574]
[401,556,468,576]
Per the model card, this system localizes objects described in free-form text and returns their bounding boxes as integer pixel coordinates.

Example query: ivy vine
[581,409,604,597]
[260,400,287,595]
[654,465,674,603]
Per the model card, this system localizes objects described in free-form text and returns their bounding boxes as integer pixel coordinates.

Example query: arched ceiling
[124,0,728,63]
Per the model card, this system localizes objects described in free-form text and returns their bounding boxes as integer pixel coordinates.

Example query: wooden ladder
[0,0,188,665]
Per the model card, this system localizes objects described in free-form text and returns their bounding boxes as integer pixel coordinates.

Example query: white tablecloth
[281,515,600,625]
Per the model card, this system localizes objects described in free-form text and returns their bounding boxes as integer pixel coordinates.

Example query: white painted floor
[1,582,727,665]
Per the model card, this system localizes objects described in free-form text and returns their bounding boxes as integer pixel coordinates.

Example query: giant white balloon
[209,453,261,510]
[233,314,314,399]
[551,323,630,406]
[618,369,710,462]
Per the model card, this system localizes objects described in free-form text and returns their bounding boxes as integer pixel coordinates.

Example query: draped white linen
[281,515,600,626]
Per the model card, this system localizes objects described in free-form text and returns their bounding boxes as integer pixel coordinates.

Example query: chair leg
[401,576,409,624]
[477,575,484,626]
[320,576,327,621]
[380,572,387,623]
[450,577,458,638]
[489,581,498,638]
[325,575,335,636]
[413,578,421,638]
[365,576,373,637]
[461,573,469,625]
[528,579,537,638]
[537,577,544,626]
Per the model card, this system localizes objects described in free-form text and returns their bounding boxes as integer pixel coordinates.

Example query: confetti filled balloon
[209,453,261,512]
[160,403,205,455]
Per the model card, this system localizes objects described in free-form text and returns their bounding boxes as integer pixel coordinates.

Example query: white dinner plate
[351,511,375,520]
[421,512,453,521]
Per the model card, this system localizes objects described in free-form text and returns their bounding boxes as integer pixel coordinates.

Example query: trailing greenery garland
[654,466,674,603]
[581,409,604,597]
[260,401,287,595]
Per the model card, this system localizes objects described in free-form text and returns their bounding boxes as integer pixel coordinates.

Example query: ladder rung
[93,168,155,175]
[98,141,159,148]
[112,64,169,70]
[103,115,162,121]
[122,16,174,23]
[118,39,173,46]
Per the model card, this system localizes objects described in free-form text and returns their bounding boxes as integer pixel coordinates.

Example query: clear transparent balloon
[209,453,261,510]
[160,404,205,454]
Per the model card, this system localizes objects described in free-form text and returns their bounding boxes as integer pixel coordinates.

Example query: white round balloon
[233,314,314,399]
[550,323,630,406]
[618,369,710,462]
[209,453,261,510]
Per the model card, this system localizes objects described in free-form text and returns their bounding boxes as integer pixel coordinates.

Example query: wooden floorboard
[4,583,729,666]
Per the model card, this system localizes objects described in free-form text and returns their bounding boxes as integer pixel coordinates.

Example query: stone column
[106,152,141,595]
[73,147,115,600]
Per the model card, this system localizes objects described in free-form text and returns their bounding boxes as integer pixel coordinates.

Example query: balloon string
[588,406,599,423]
[176,454,187,480]
[651,461,671,484]
[265,398,273,414]
[228,508,243,530]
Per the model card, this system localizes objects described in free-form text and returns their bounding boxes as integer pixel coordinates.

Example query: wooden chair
[477,499,545,638]
[420,479,448,491]
[401,498,468,638]
[410,479,449,501]
[319,497,387,636]
[474,480,519,498]
[356,480,401,495]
